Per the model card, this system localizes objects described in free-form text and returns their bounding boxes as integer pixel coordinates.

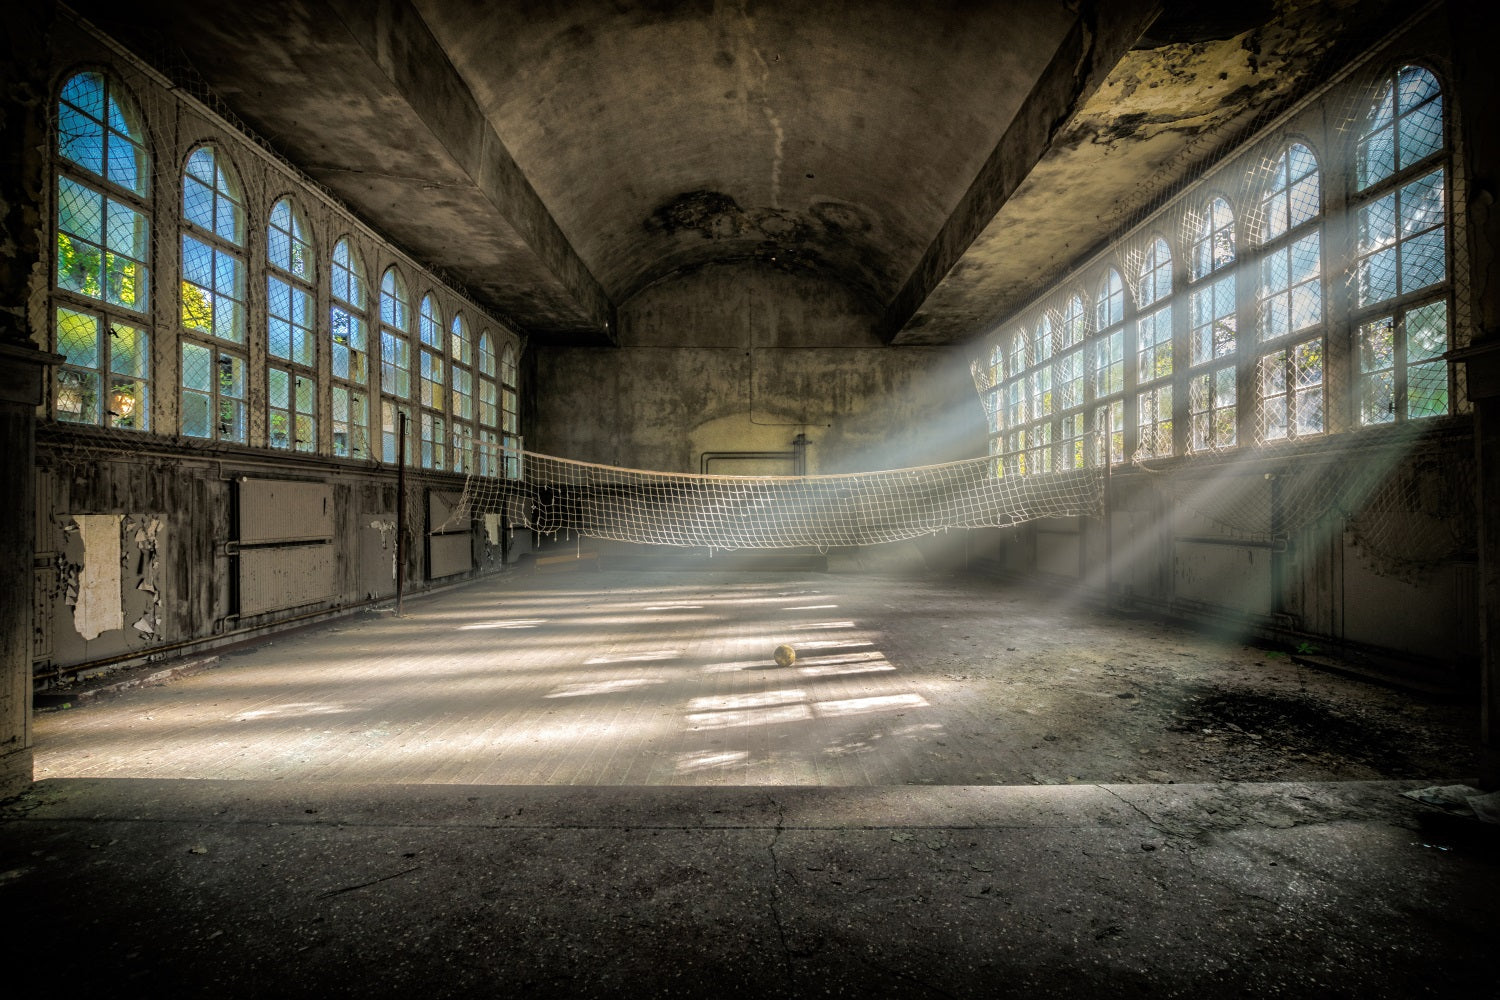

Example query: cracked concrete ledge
[4,777,1462,832]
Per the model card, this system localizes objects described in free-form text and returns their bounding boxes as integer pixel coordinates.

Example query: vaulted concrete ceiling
[66,0,1406,347]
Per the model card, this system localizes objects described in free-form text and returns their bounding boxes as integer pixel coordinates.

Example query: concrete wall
[533,262,984,475]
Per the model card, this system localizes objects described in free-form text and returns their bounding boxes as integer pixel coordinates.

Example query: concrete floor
[4,569,1498,997]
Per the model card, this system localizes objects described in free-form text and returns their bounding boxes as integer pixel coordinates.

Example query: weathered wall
[533,262,984,474]
[32,444,516,687]
[974,410,1478,679]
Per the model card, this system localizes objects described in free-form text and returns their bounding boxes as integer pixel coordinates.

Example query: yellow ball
[773,644,796,667]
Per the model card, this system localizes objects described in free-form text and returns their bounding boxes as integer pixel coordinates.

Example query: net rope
[448,445,1104,550]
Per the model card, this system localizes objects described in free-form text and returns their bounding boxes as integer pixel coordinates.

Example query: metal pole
[396,410,407,617]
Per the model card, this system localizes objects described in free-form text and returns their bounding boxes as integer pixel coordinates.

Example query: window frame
[330,236,372,459]
[178,143,248,443]
[265,194,317,452]
[1350,63,1452,428]
[51,68,154,432]
[379,265,414,464]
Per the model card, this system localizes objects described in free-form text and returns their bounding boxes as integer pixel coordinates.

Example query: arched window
[1027,315,1054,474]
[476,333,499,477]
[1135,237,1174,459]
[380,266,413,463]
[417,293,446,469]
[501,344,520,479]
[1353,65,1449,425]
[1054,295,1088,468]
[1187,198,1238,452]
[266,197,316,451]
[984,340,1004,465]
[1257,143,1324,442]
[1092,269,1126,464]
[179,145,247,441]
[331,238,370,458]
[999,329,1028,476]
[52,70,152,430]
[449,312,474,472]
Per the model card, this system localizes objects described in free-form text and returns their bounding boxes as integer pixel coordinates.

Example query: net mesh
[448,445,1104,550]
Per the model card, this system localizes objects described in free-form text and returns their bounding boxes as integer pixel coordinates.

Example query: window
[53,71,151,429]
[1054,295,1088,468]
[1353,66,1449,425]
[998,329,1028,476]
[1187,199,1237,452]
[1135,238,1174,459]
[180,145,247,441]
[267,197,315,451]
[1027,315,1054,473]
[417,293,446,469]
[501,343,520,479]
[477,333,499,477]
[1257,143,1324,442]
[380,266,413,463]
[1092,269,1126,465]
[331,238,370,458]
[450,313,474,472]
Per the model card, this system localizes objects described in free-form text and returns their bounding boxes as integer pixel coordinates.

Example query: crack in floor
[765,794,794,986]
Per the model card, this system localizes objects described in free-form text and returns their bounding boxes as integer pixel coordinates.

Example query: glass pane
[1401,227,1446,293]
[181,234,213,287]
[1288,174,1319,230]
[1290,282,1321,334]
[1400,169,1445,234]
[1358,125,1395,190]
[105,198,148,259]
[61,72,106,118]
[268,223,291,272]
[1359,317,1395,373]
[181,388,211,437]
[1295,386,1324,436]
[183,175,214,231]
[213,292,243,342]
[1358,194,1396,255]
[215,193,242,244]
[58,176,104,244]
[1358,248,1398,307]
[181,342,213,392]
[185,147,216,186]
[107,375,147,431]
[108,322,149,378]
[56,233,103,300]
[268,366,290,407]
[1398,95,1444,169]
[1406,300,1448,361]
[56,307,101,369]
[1406,360,1448,419]
[1361,371,1395,424]
[106,130,147,197]
[58,103,104,175]
[1396,66,1440,112]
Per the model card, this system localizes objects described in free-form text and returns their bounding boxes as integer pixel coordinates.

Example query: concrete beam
[878,0,1162,343]
[326,0,616,344]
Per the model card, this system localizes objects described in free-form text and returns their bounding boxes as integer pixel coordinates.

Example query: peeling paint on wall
[368,518,398,580]
[73,514,122,640]
[125,514,162,636]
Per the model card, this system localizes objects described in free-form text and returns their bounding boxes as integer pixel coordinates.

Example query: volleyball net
[447,446,1105,550]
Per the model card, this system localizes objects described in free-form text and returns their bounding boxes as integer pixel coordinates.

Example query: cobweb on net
[446,443,1104,551]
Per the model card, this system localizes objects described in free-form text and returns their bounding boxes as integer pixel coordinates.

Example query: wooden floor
[32,568,1479,786]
